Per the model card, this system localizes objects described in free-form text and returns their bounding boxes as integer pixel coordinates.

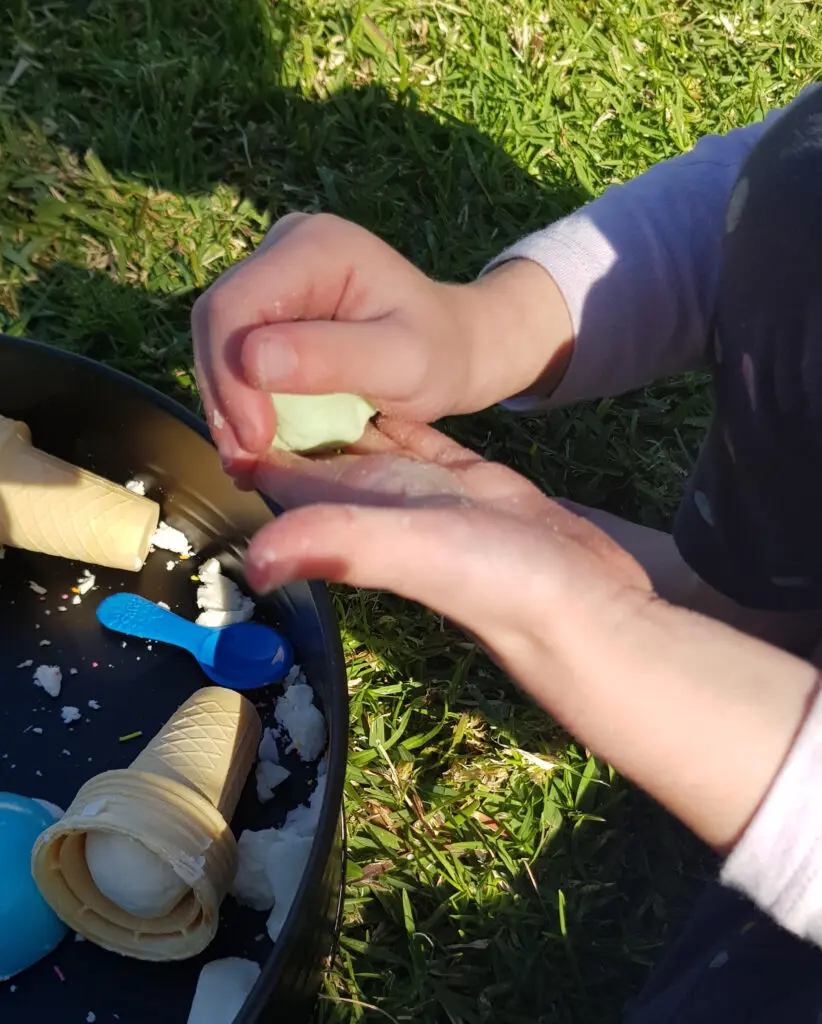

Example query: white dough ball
[85,832,188,919]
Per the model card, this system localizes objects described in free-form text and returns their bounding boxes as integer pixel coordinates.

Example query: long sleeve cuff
[722,677,822,946]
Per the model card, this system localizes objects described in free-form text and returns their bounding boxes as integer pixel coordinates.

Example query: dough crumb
[125,478,146,496]
[258,726,280,764]
[195,559,254,627]
[275,681,327,762]
[61,706,81,724]
[33,664,62,698]
[77,571,96,596]
[255,761,291,803]
[152,522,194,557]
[231,769,327,940]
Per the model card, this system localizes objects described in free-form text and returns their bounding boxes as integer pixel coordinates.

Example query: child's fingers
[244,502,538,637]
[375,418,483,468]
[192,213,404,454]
[341,419,404,456]
[191,284,277,456]
[252,450,467,510]
[240,319,425,411]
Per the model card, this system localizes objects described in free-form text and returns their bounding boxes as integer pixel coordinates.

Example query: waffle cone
[0,416,160,571]
[31,688,262,961]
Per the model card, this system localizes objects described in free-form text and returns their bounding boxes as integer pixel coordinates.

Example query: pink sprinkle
[54,965,65,982]
[62,594,68,600]
[91,662,99,669]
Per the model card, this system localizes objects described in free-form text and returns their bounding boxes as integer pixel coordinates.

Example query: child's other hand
[192,213,572,475]
[245,422,818,855]
[245,419,650,669]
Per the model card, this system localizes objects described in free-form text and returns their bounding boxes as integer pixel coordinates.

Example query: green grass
[1,0,820,1020]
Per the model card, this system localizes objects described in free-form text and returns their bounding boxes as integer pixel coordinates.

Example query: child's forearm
[484,94,814,409]
[539,594,818,852]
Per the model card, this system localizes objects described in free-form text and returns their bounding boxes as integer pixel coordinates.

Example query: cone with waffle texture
[0,415,160,571]
[31,687,262,961]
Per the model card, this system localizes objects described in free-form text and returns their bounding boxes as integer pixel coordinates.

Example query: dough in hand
[85,831,189,919]
[270,393,376,454]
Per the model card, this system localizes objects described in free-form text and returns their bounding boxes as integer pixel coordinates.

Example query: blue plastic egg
[0,792,68,980]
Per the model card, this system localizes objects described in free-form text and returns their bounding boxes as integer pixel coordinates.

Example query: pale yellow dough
[270,393,377,453]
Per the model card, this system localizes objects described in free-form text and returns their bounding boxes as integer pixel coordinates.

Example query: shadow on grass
[1,0,705,529]
[0,0,710,1020]
[329,801,710,1024]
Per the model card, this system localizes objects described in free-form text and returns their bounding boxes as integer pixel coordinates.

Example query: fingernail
[252,338,298,385]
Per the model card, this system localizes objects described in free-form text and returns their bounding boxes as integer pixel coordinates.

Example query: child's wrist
[459,259,575,410]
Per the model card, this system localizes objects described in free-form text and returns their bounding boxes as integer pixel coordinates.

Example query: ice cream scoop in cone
[31,687,262,961]
[0,415,160,571]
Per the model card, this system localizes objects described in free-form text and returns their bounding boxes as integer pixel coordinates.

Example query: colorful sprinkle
[54,966,65,982]
[119,731,143,743]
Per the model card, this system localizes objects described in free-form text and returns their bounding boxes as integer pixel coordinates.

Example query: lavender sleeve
[722,682,822,947]
[489,106,793,410]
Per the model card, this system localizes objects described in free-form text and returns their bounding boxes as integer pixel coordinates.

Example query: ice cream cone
[0,415,160,571]
[31,688,262,961]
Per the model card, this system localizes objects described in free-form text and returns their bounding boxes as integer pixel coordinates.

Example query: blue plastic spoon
[96,592,293,690]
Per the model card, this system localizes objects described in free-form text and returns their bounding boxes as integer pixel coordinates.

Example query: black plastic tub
[0,334,347,1023]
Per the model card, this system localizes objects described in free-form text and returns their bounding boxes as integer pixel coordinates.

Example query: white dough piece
[265,833,314,941]
[196,608,254,629]
[125,478,147,496]
[187,958,260,1024]
[77,571,96,596]
[255,761,290,804]
[275,683,327,762]
[196,577,253,614]
[231,827,313,940]
[33,664,62,698]
[258,727,280,764]
[85,832,189,919]
[270,393,376,454]
[281,773,327,838]
[151,522,194,557]
[60,706,81,724]
[230,830,278,911]
[231,772,327,936]
[195,559,254,627]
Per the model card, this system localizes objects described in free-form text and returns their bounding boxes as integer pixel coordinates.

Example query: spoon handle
[97,593,206,654]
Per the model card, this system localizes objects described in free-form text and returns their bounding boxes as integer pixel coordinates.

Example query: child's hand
[244,422,818,856]
[192,213,572,474]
